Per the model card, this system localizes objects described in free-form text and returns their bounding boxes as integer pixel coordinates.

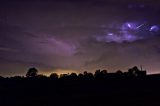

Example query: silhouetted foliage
[70,73,78,79]
[26,67,38,77]
[78,73,84,78]
[83,71,94,80]
[101,70,108,74]
[0,76,4,79]
[60,74,69,79]
[37,74,47,79]
[95,69,101,77]
[50,73,59,79]
[94,69,108,79]
[70,72,77,77]
[0,66,154,106]
[127,66,146,77]
[116,70,123,75]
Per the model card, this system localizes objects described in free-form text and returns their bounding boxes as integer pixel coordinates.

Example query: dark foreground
[0,74,160,106]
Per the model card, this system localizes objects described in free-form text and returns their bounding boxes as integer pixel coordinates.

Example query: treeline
[1,66,160,106]
[0,66,147,80]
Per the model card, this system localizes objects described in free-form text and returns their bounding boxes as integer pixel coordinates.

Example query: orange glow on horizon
[41,69,79,76]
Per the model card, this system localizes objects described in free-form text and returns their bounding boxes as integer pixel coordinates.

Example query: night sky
[0,0,160,76]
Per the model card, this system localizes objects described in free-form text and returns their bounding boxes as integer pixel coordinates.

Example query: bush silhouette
[50,73,59,79]
[26,67,38,77]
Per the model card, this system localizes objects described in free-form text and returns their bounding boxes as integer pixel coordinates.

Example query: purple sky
[0,0,160,76]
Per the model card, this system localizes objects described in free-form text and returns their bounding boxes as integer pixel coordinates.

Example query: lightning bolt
[136,23,145,29]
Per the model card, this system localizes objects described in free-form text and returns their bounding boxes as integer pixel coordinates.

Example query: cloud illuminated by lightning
[96,22,160,43]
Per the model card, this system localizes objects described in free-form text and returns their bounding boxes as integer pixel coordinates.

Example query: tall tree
[26,67,38,77]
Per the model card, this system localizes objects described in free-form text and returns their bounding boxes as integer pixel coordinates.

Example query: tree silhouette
[116,70,123,75]
[94,69,107,79]
[50,73,59,79]
[37,74,47,79]
[127,66,145,77]
[132,66,139,72]
[26,67,38,77]
[83,71,94,80]
[101,70,108,74]
[0,76,4,79]
[94,69,101,78]
[70,73,78,78]
[78,73,84,78]
[0,66,156,106]
[60,74,69,79]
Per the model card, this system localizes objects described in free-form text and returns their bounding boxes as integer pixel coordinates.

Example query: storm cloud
[0,0,160,76]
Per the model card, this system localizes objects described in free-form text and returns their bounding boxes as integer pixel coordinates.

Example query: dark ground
[0,75,160,106]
